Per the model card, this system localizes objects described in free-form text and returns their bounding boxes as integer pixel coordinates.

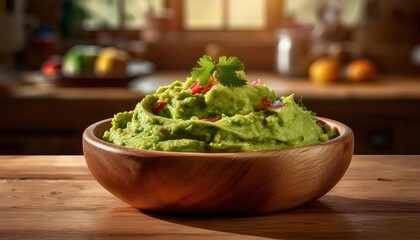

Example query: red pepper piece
[261,98,271,109]
[151,98,169,114]
[190,79,219,95]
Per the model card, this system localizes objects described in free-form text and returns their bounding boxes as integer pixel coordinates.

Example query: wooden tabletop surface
[1,155,419,239]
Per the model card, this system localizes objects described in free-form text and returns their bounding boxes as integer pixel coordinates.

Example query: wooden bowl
[83,117,353,215]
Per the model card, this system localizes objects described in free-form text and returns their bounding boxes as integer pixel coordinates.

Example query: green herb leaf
[190,55,247,87]
[190,55,215,86]
[216,56,246,87]
[217,56,245,70]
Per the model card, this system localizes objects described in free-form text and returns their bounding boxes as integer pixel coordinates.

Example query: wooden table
[1,155,419,239]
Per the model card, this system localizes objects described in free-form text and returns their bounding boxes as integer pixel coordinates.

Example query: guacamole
[103,73,337,152]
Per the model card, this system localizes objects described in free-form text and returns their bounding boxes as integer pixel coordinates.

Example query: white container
[275,26,312,76]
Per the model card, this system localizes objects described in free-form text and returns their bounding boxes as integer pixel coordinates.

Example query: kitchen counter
[1,155,419,239]
[5,72,420,100]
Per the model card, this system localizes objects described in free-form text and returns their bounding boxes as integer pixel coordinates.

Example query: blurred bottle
[275,24,312,77]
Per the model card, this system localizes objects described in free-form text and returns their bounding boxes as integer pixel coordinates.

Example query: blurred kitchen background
[0,0,419,155]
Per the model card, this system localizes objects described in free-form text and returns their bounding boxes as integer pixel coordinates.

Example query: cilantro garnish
[190,55,247,87]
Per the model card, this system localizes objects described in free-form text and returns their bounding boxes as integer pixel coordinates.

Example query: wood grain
[1,155,420,239]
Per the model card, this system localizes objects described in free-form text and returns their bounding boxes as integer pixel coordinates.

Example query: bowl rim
[83,117,353,157]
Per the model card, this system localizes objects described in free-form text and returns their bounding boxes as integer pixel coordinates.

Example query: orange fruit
[309,58,340,84]
[346,59,376,82]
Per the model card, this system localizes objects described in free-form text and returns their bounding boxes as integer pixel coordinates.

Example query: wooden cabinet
[304,99,420,154]
[0,96,141,154]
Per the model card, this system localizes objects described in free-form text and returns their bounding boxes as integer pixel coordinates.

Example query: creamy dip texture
[103,72,337,152]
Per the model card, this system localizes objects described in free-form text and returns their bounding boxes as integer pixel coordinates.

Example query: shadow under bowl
[83,117,354,216]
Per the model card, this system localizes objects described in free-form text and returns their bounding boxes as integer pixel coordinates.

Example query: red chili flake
[251,79,261,86]
[151,98,170,114]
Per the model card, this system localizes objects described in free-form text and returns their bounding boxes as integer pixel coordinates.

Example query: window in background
[227,0,265,30]
[124,0,165,30]
[284,0,364,26]
[75,0,164,30]
[184,0,267,30]
[184,0,224,30]
[65,0,272,33]
[79,0,119,30]
[66,0,364,33]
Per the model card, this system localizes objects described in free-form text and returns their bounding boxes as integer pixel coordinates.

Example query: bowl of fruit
[40,45,154,87]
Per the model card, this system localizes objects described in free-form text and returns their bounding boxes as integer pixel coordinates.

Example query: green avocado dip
[103,55,337,152]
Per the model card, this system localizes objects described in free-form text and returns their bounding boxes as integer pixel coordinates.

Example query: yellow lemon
[309,58,340,84]
[95,47,130,76]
